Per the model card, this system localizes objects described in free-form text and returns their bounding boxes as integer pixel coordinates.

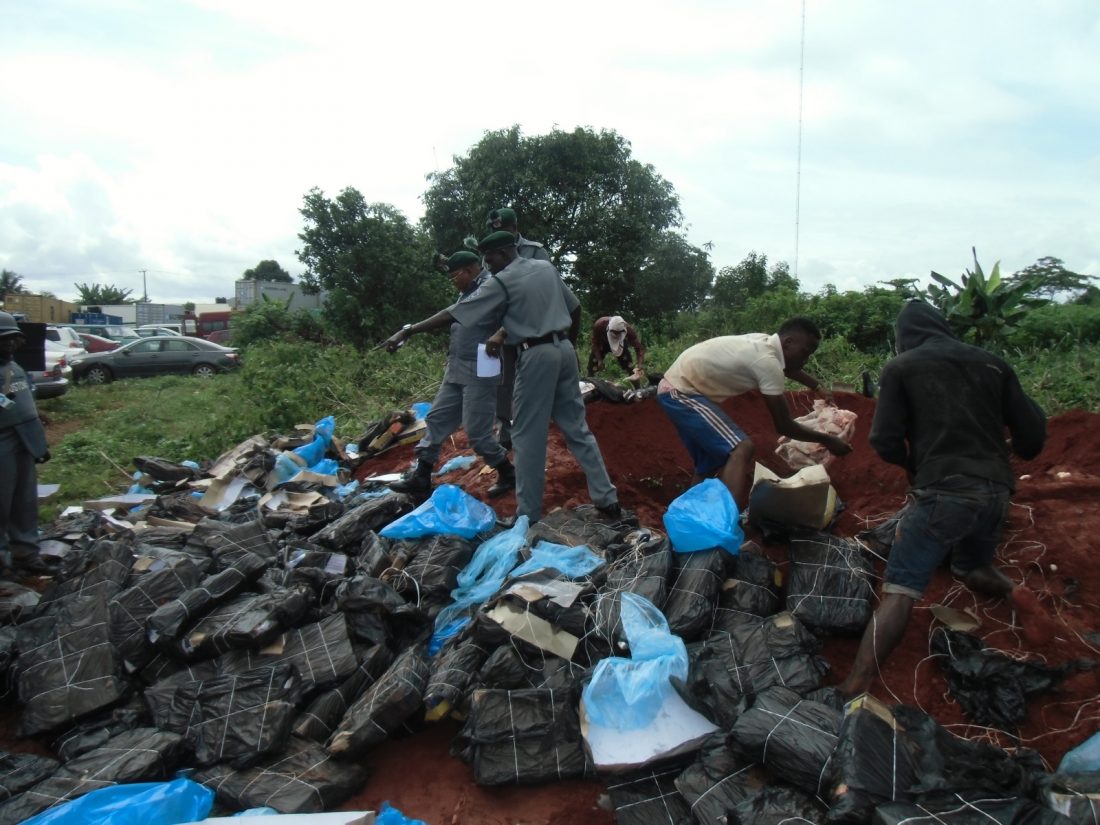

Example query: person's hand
[35,450,51,464]
[485,331,505,358]
[824,435,852,456]
[384,328,409,353]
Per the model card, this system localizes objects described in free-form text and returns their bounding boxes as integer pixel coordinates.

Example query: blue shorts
[657,388,747,476]
[883,477,1011,599]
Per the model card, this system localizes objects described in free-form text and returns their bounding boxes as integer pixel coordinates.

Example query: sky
[2,0,1098,305]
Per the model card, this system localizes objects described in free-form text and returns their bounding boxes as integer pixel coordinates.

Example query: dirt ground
[7,391,1098,824]
[346,391,1100,824]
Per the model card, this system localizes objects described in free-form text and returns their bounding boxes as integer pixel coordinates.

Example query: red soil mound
[351,393,1100,823]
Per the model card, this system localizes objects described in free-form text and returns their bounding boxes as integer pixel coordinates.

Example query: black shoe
[595,502,622,519]
[487,461,516,498]
[11,554,60,578]
[388,461,433,497]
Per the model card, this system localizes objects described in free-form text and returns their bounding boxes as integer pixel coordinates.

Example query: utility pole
[140,269,148,302]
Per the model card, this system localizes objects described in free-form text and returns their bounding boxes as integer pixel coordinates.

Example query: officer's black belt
[518,331,568,351]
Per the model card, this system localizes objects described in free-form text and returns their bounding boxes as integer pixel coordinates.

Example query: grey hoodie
[869,302,1046,490]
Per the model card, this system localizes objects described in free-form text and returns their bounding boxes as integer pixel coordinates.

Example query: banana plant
[925,248,1048,347]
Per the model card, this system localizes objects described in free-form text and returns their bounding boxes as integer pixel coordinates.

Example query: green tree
[925,248,1047,347]
[242,259,293,283]
[1,269,26,295]
[422,125,710,319]
[711,252,799,308]
[73,283,134,304]
[1006,256,1097,301]
[297,187,447,348]
[232,297,327,347]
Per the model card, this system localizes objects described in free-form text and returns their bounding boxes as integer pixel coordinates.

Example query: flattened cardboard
[486,602,579,660]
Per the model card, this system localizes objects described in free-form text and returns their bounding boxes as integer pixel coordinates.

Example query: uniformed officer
[0,311,53,576]
[483,207,551,451]
[447,230,621,522]
[383,252,514,498]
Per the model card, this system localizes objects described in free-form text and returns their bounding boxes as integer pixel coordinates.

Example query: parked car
[69,336,241,384]
[67,324,142,343]
[45,325,86,352]
[206,329,232,345]
[136,324,183,336]
[32,343,73,399]
[77,332,119,352]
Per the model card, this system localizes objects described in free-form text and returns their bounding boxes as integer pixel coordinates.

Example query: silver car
[69,335,241,384]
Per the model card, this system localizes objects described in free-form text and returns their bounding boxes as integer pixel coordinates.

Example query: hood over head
[895,300,956,353]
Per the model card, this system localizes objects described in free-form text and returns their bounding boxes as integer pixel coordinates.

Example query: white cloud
[1,0,1097,305]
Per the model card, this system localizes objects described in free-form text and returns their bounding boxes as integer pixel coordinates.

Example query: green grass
[34,338,1100,525]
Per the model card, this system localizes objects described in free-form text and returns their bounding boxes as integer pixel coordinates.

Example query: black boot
[389,460,433,497]
[487,460,516,498]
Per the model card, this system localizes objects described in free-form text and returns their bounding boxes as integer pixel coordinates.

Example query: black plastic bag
[674,731,764,824]
[826,697,921,824]
[528,506,629,551]
[872,792,1070,824]
[179,585,314,660]
[730,685,841,798]
[931,628,1068,732]
[330,575,427,650]
[162,663,299,768]
[0,580,40,623]
[312,493,413,550]
[787,534,874,634]
[133,455,198,483]
[143,660,221,729]
[607,766,693,825]
[424,637,492,718]
[327,645,429,758]
[0,728,184,825]
[217,614,359,696]
[187,518,279,571]
[456,687,591,785]
[663,548,725,641]
[15,593,126,735]
[589,528,672,652]
[146,550,269,649]
[52,696,149,762]
[195,736,368,814]
[293,644,394,743]
[728,784,827,825]
[37,537,134,611]
[391,534,474,593]
[679,612,828,727]
[0,750,58,803]
[1042,773,1100,824]
[711,547,781,631]
[109,558,204,669]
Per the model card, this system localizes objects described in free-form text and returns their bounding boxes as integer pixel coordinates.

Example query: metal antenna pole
[794,0,807,280]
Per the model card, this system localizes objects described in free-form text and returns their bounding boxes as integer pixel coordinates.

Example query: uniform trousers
[414,379,507,468]
[0,431,40,562]
[512,339,617,521]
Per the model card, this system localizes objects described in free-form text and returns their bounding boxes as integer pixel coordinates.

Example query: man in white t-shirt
[657,317,851,509]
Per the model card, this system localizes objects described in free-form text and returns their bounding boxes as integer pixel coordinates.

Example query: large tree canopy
[243,259,293,283]
[1007,256,1097,301]
[711,252,800,308]
[297,187,447,348]
[422,125,713,320]
[73,282,134,304]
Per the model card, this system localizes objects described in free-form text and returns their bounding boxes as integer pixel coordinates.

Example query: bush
[1008,304,1100,351]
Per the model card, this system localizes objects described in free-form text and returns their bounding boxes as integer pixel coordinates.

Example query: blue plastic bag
[1059,731,1100,773]
[663,478,744,553]
[582,592,689,730]
[292,414,336,467]
[23,777,214,825]
[511,541,604,579]
[380,484,496,540]
[377,801,431,825]
[411,401,432,420]
[428,515,528,653]
[434,455,477,476]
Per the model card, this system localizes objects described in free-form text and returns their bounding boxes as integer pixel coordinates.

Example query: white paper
[476,343,502,378]
[581,691,718,771]
[37,484,60,499]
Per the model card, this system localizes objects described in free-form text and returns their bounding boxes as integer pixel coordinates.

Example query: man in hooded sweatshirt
[587,315,646,382]
[839,300,1047,698]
